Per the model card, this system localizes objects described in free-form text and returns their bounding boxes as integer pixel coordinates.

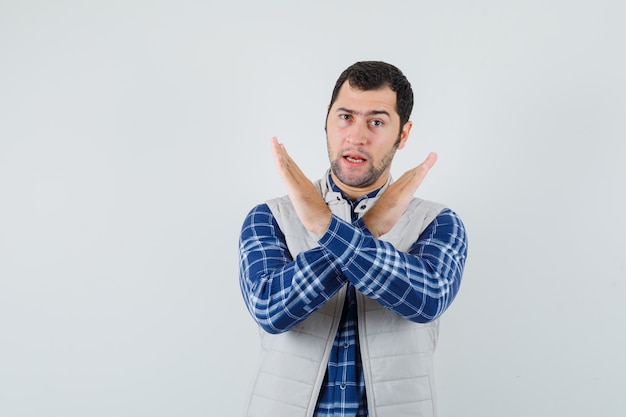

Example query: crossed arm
[238,137,467,334]
[239,204,467,333]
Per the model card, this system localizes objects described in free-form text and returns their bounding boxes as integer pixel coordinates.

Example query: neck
[330,171,389,201]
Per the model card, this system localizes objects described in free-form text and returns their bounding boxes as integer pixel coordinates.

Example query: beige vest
[243,173,446,417]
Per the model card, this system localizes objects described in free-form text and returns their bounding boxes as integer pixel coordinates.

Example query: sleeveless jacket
[243,172,447,417]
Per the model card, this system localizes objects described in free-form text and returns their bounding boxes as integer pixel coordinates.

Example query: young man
[239,61,468,417]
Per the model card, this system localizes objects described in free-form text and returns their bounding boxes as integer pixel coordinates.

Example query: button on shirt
[239,175,468,416]
[314,187,374,417]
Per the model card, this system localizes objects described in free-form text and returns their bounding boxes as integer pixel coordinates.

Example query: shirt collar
[327,172,385,205]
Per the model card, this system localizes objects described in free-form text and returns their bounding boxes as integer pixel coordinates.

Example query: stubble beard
[329,142,399,189]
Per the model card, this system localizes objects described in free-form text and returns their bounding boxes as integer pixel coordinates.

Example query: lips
[343,150,368,164]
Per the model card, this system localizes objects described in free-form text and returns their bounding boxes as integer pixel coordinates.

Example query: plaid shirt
[239,178,467,416]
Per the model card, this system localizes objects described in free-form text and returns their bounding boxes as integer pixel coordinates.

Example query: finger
[270,136,282,157]
[422,152,438,170]
[396,152,438,191]
[271,136,288,167]
[405,152,438,180]
[270,137,306,186]
[411,152,437,180]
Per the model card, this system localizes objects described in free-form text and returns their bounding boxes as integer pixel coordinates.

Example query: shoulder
[429,207,467,239]
[244,202,273,219]
[241,203,278,234]
[407,198,466,233]
[416,206,468,252]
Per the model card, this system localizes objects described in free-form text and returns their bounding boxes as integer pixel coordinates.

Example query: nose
[346,123,368,145]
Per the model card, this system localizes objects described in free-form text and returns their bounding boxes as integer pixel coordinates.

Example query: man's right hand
[271,137,332,238]
[362,152,438,238]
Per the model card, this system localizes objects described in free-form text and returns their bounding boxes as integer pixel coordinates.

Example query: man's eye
[340,114,351,120]
[370,120,383,127]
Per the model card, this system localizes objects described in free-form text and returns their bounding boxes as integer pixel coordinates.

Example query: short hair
[327,61,414,129]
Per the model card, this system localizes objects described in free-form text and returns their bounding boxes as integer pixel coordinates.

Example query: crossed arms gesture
[238,137,465,332]
[270,136,438,238]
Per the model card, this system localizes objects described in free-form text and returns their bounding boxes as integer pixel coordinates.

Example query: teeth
[346,156,364,163]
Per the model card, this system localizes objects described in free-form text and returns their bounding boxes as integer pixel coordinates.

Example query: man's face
[325,83,412,199]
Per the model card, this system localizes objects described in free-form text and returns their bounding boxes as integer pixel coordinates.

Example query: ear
[397,121,412,150]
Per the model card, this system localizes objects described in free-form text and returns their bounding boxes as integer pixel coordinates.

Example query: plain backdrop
[1,1,625,416]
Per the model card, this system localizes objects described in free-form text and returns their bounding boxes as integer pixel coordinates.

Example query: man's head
[326,61,414,132]
[325,61,414,200]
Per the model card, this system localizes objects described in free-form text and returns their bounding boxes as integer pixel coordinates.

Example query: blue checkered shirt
[239,178,467,416]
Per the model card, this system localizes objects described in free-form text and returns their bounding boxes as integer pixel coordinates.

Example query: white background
[1,1,625,416]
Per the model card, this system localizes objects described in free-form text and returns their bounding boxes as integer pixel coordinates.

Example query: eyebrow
[335,107,391,118]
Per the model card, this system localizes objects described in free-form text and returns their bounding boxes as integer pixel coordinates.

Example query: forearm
[319,209,467,323]
[239,204,346,333]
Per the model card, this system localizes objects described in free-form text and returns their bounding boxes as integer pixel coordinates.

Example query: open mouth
[345,155,366,163]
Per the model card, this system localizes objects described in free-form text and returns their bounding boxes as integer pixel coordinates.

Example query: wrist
[313,212,332,238]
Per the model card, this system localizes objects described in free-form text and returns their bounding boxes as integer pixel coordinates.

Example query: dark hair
[327,61,414,129]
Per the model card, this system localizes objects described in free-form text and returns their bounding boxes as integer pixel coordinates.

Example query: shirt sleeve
[318,208,468,323]
[238,203,348,334]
